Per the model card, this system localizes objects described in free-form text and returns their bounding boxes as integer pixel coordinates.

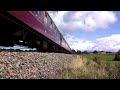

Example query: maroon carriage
[0,11,72,53]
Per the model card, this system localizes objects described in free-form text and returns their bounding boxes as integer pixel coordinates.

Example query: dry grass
[60,55,120,79]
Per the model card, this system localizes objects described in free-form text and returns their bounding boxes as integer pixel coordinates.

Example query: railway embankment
[0,51,74,79]
[1,51,120,79]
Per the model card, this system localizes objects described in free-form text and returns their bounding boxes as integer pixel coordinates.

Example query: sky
[48,11,120,52]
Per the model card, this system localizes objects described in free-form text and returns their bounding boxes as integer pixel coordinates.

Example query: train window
[50,21,52,30]
[33,11,40,19]
[58,34,60,43]
[56,29,59,37]
[54,26,57,35]
[54,29,56,36]
[52,24,54,30]
[55,27,57,30]
[56,32,60,41]
[52,25,54,33]
[44,12,48,26]
[39,11,41,19]
[45,12,47,17]
[51,24,54,34]
[63,39,65,47]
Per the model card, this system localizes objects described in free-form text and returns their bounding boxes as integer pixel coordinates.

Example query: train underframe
[0,12,71,54]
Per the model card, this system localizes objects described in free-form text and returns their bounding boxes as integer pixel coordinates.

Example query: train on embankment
[0,11,72,54]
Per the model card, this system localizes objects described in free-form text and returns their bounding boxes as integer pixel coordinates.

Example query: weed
[60,54,120,79]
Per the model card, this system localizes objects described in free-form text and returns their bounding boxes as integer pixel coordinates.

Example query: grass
[82,54,115,61]
[59,54,120,79]
[82,53,120,66]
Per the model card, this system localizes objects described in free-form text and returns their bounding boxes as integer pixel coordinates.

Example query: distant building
[100,52,106,54]
[97,51,106,54]
[90,52,94,54]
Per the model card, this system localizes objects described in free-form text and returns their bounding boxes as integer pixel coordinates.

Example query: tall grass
[59,55,120,79]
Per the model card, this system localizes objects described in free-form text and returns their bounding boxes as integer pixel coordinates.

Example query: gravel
[0,51,74,79]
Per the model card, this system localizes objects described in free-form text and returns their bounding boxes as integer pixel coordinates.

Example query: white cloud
[48,11,119,52]
[48,11,117,33]
[65,34,120,52]
[64,34,95,51]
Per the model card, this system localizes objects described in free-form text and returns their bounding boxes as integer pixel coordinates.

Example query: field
[60,53,120,79]
[82,54,115,61]
[81,53,120,66]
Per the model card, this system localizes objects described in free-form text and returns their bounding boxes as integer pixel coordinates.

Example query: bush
[83,51,88,54]
[93,50,98,54]
[93,56,99,61]
[76,50,82,54]
[114,50,120,61]
[72,49,76,54]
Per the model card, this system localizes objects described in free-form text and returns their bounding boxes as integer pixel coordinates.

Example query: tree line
[72,50,112,54]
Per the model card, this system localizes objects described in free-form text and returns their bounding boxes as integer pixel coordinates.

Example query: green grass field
[82,54,120,67]
[81,53,120,66]
[82,54,115,61]
[59,54,120,79]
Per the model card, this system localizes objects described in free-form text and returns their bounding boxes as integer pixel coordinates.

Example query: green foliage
[114,50,120,61]
[76,50,82,54]
[83,51,88,54]
[72,49,76,54]
[93,50,98,54]
[93,56,99,61]
[82,54,115,61]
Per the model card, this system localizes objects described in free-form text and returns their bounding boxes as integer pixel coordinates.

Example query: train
[0,11,72,54]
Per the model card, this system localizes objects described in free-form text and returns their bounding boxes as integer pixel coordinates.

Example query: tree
[93,50,98,54]
[83,50,88,54]
[114,50,120,61]
[72,49,76,54]
[76,50,82,54]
